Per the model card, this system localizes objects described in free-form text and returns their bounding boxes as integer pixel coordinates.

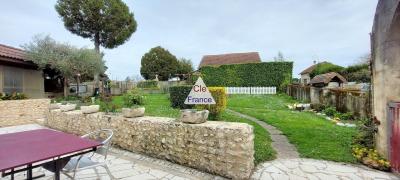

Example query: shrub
[98,94,120,113]
[311,103,325,112]
[353,117,377,148]
[200,62,292,92]
[137,80,158,89]
[341,63,370,83]
[322,106,337,117]
[338,112,354,120]
[169,86,193,109]
[197,87,227,120]
[0,92,27,100]
[123,88,145,107]
[310,62,344,78]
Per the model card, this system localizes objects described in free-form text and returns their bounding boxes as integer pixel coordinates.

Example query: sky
[0,0,378,80]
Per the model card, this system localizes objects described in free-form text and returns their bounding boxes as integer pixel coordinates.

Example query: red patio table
[0,129,101,180]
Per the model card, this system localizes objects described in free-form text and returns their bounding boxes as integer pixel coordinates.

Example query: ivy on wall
[200,62,293,92]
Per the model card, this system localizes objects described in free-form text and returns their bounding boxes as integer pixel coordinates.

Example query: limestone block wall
[0,99,50,127]
[46,110,254,179]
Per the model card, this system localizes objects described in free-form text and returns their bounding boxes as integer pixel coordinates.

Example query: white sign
[184,77,216,105]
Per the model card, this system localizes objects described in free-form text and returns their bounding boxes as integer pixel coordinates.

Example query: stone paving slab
[252,158,399,180]
[0,124,225,180]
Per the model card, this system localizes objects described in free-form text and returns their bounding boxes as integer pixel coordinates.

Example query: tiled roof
[0,44,37,69]
[300,64,317,75]
[299,61,329,75]
[310,72,347,84]
[199,52,261,68]
[0,44,26,60]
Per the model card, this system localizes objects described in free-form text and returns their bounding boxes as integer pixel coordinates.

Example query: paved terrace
[1,124,399,180]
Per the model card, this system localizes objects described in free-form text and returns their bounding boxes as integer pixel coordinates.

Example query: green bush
[339,112,354,120]
[169,86,193,109]
[323,106,337,117]
[200,62,292,92]
[197,87,227,120]
[341,64,370,83]
[123,88,145,107]
[98,94,120,113]
[0,92,28,100]
[137,80,158,89]
[353,117,377,148]
[310,62,344,78]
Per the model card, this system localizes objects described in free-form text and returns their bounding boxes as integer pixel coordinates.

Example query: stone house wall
[0,99,50,127]
[46,110,255,179]
[371,0,400,158]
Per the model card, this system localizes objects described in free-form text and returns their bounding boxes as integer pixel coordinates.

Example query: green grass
[228,94,357,163]
[103,94,180,118]
[219,111,276,164]
[142,94,180,118]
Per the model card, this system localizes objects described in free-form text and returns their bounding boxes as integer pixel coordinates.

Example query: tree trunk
[76,76,80,96]
[94,32,100,53]
[63,78,68,97]
[94,32,100,95]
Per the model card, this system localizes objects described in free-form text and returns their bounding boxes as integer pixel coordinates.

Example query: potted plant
[121,89,145,118]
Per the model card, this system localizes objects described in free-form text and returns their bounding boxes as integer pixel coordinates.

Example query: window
[3,66,23,94]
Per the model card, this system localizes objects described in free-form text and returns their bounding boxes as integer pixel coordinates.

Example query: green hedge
[200,62,293,91]
[169,86,193,109]
[137,80,158,89]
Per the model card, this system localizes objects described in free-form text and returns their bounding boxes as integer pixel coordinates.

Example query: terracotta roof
[0,44,36,69]
[299,61,329,75]
[0,44,26,60]
[310,72,347,85]
[199,52,261,68]
[300,64,317,75]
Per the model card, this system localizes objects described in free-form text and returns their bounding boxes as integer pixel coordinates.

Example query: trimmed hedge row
[137,80,158,89]
[169,86,193,109]
[200,62,293,91]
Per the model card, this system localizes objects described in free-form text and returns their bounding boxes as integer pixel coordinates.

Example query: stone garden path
[226,109,399,180]
[226,109,299,159]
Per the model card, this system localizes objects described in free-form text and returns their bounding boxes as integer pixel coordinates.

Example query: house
[199,52,261,68]
[0,44,64,98]
[309,72,347,87]
[371,0,400,163]
[299,61,329,85]
[0,44,45,98]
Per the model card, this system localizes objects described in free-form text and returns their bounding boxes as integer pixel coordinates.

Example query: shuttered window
[3,66,23,94]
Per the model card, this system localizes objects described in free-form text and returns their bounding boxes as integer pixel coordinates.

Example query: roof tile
[199,52,261,68]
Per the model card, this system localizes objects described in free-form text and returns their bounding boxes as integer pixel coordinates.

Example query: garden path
[227,109,399,180]
[226,109,299,159]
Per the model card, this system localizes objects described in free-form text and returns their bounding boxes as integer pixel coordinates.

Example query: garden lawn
[219,111,276,164]
[228,94,357,163]
[105,94,180,118]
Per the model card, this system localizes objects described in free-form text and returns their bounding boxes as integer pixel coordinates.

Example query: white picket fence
[225,87,276,95]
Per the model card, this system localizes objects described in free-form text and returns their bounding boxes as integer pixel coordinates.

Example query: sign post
[184,77,215,105]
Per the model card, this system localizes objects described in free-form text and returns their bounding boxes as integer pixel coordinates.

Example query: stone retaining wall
[0,99,50,127]
[46,110,254,179]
